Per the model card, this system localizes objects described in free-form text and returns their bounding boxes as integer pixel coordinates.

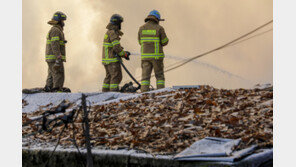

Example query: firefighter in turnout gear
[102,14,131,92]
[44,11,67,92]
[138,10,169,92]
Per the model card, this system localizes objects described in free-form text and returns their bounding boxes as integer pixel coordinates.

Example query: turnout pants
[141,59,165,92]
[102,62,122,92]
[45,62,65,90]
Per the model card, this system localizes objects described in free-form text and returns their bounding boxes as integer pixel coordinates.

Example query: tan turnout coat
[138,17,169,60]
[102,23,126,65]
[45,25,66,63]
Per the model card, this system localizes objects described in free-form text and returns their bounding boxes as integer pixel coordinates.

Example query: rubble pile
[22,85,273,154]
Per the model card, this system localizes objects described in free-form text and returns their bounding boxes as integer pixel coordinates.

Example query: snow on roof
[22,92,132,113]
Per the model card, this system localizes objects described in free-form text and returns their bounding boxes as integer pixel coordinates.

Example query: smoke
[22,0,272,92]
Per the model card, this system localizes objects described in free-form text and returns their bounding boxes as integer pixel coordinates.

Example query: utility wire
[161,20,273,75]
[228,28,273,47]
[164,28,273,74]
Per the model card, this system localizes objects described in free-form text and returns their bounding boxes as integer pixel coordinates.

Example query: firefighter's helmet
[148,10,164,21]
[52,11,67,22]
[110,14,124,25]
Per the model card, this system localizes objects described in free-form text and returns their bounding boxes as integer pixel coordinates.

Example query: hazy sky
[22,0,273,92]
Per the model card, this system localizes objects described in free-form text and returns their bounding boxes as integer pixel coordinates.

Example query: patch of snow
[22,88,174,113]
[22,92,132,113]
[93,87,174,106]
[22,146,173,160]
[173,85,201,89]
[253,83,273,89]
[174,137,241,160]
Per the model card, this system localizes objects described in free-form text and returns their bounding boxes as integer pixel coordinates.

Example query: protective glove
[123,51,130,60]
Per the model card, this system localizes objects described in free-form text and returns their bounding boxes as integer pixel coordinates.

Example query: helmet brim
[145,15,164,22]
[48,20,59,25]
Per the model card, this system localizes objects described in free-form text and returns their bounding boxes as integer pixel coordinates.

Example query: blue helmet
[52,11,67,22]
[110,14,124,25]
[148,10,164,21]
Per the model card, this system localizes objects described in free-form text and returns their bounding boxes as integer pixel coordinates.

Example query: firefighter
[101,14,130,92]
[138,10,169,92]
[43,11,67,92]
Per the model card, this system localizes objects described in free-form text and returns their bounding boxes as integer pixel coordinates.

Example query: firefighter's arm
[159,27,169,46]
[138,28,141,45]
[50,29,62,60]
[109,30,126,57]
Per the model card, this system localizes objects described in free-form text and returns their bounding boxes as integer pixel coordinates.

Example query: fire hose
[116,55,141,92]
